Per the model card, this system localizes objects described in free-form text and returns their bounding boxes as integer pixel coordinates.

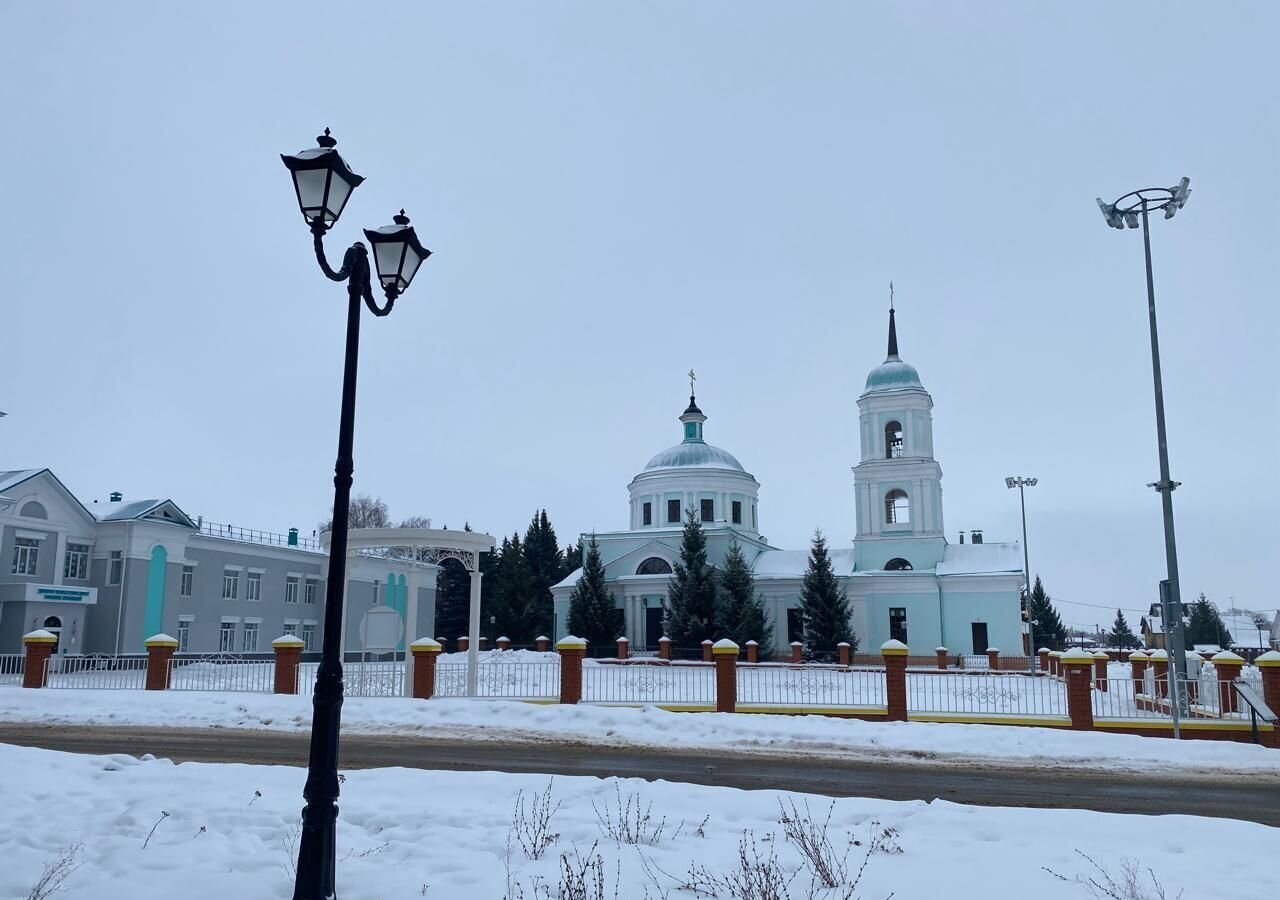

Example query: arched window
[884,558,913,571]
[636,557,673,576]
[884,421,904,459]
[43,616,62,629]
[20,501,47,519]
[884,489,909,524]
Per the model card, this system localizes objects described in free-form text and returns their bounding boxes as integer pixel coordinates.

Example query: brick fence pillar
[144,634,178,691]
[986,647,1000,671]
[1129,650,1149,685]
[435,637,449,653]
[1092,651,1110,692]
[557,636,586,704]
[935,646,948,670]
[1148,650,1169,698]
[1062,649,1096,730]
[21,630,57,688]
[881,639,909,721]
[535,635,550,653]
[496,636,511,652]
[410,637,442,699]
[1211,651,1245,714]
[616,637,629,660]
[701,640,713,663]
[790,642,803,664]
[658,636,671,661]
[1048,651,1062,678]
[1037,647,1050,674]
[837,642,851,667]
[272,635,305,694]
[479,637,488,652]
[457,636,469,653]
[746,640,759,664]
[1256,651,1280,715]
[713,639,739,713]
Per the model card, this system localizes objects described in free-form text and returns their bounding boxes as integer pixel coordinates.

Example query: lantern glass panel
[399,248,425,290]
[293,168,330,223]
[325,175,354,225]
[374,241,407,288]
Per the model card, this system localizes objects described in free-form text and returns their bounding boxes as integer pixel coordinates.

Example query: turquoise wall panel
[142,546,167,646]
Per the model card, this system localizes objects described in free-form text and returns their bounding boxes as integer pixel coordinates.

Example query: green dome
[864,358,923,392]
[644,442,745,472]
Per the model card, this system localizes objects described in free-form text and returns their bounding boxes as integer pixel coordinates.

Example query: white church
[551,308,1026,657]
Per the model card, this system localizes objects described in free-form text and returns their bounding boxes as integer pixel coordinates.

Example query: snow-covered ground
[4,689,1279,776]
[1,742,1275,900]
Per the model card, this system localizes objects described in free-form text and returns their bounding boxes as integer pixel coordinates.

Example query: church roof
[752,548,856,578]
[863,306,926,394]
[934,541,1024,576]
[644,442,746,473]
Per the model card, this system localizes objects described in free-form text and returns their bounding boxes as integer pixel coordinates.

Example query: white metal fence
[908,671,1067,717]
[738,664,886,707]
[45,654,149,690]
[582,662,715,704]
[295,660,407,698]
[0,654,25,686]
[434,661,559,699]
[169,655,275,693]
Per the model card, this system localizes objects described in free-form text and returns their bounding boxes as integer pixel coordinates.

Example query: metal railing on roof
[193,519,323,552]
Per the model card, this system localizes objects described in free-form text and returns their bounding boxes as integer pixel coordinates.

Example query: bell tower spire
[680,370,706,442]
[887,282,900,360]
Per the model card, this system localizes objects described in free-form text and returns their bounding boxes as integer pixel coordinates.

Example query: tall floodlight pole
[1096,178,1192,729]
[1005,476,1037,671]
[281,128,433,900]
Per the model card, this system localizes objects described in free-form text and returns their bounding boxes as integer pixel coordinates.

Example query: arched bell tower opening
[884,421,903,459]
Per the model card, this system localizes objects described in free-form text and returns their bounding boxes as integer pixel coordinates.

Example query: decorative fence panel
[434,662,559,700]
[0,654,25,686]
[907,671,1067,717]
[296,660,408,698]
[45,654,149,690]
[169,655,275,693]
[737,665,885,708]
[582,662,715,704]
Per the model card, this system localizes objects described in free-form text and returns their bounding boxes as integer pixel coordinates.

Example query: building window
[884,558,913,571]
[700,499,714,523]
[108,550,123,585]
[177,620,192,653]
[20,501,47,519]
[301,624,316,651]
[219,622,237,652]
[63,543,90,580]
[285,576,300,604]
[180,565,194,597]
[241,622,260,652]
[885,420,904,459]
[752,505,757,529]
[304,577,319,604]
[890,607,908,644]
[642,502,652,526]
[222,569,239,600]
[245,572,262,602]
[11,538,39,576]
[282,622,298,638]
[636,557,673,576]
[732,501,742,525]
[667,499,681,524]
[884,489,909,524]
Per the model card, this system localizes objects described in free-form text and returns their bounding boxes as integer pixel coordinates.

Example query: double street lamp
[1005,476,1037,670]
[281,128,432,900]
[1096,177,1192,727]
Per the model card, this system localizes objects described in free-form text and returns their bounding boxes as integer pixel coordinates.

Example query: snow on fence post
[535,635,550,653]
[713,639,739,713]
[837,642,851,667]
[701,640,713,663]
[881,640,909,721]
[1211,651,1245,714]
[410,638,443,699]
[658,636,672,661]
[479,637,489,652]
[1129,649,1149,685]
[986,647,1000,671]
[1037,647,1050,674]
[935,646,948,670]
[272,635,305,694]
[790,642,803,664]
[144,634,178,691]
[1092,651,1110,693]
[746,640,759,664]
[1256,652,1280,715]
[557,636,587,704]
[21,630,56,688]
[616,637,629,660]
[1048,650,1062,678]
[1062,649,1096,730]
[435,637,449,653]
[1148,649,1169,698]
[457,636,469,653]
[496,636,511,652]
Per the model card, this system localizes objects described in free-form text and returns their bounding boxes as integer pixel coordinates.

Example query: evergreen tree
[798,530,854,653]
[491,532,540,643]
[566,535,623,647]
[1025,576,1067,650]
[1108,609,1139,649]
[717,538,774,658]
[1185,593,1232,648]
[522,510,565,636]
[664,509,719,647]
[434,558,471,643]
[564,541,583,573]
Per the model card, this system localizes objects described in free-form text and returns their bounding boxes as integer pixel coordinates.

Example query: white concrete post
[338,558,352,663]
[467,568,483,697]
[403,564,420,698]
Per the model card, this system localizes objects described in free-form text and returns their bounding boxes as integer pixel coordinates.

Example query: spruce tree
[1026,576,1067,650]
[1108,609,1139,649]
[492,532,540,643]
[718,538,774,657]
[1185,593,1232,648]
[799,530,854,653]
[522,510,565,636]
[434,558,471,644]
[664,509,718,647]
[567,535,623,648]
[564,541,583,573]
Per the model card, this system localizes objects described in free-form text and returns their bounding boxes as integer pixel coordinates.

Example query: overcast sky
[2,3,1276,631]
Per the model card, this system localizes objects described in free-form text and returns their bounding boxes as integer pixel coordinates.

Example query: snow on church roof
[935,541,1024,576]
[752,548,856,578]
[643,442,747,473]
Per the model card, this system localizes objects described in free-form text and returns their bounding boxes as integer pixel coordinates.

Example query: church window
[890,608,908,643]
[884,489,909,524]
[700,499,714,522]
[732,500,742,525]
[885,421,904,459]
[667,500,681,524]
[642,502,652,526]
[885,558,913,571]
[636,557,673,576]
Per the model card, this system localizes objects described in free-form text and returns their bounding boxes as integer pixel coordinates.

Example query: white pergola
[320,526,496,696]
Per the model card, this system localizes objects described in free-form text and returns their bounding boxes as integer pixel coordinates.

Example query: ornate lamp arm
[363,279,398,317]
[311,221,355,283]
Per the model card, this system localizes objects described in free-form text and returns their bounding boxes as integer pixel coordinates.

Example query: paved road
[2,724,1276,825]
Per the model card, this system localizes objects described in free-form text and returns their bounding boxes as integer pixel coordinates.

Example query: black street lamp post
[281,128,432,900]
